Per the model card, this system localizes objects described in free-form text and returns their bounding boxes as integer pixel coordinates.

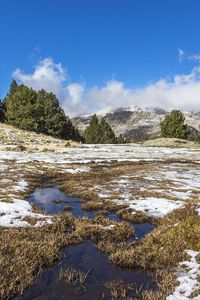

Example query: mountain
[72,106,200,142]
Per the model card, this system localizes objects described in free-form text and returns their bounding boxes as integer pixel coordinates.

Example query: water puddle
[28,187,95,218]
[107,213,153,240]
[133,223,154,240]
[21,187,156,299]
[15,241,156,300]
[29,187,153,240]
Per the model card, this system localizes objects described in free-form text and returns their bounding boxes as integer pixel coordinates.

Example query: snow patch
[0,144,199,164]
[114,197,183,218]
[166,250,200,300]
[0,198,52,227]
[65,166,90,173]
[12,179,28,192]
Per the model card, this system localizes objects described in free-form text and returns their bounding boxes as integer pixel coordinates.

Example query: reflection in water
[22,187,155,299]
[15,242,156,300]
[29,187,154,240]
[28,187,95,218]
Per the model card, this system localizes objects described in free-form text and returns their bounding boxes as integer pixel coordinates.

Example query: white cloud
[88,70,200,112]
[14,58,66,96]
[189,53,200,62]
[177,48,200,63]
[13,58,89,116]
[178,48,185,62]
[14,57,200,116]
[66,83,84,105]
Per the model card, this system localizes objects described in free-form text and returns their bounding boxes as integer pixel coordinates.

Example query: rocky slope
[72,106,200,142]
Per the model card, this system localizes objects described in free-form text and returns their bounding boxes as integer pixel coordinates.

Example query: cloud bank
[14,57,200,116]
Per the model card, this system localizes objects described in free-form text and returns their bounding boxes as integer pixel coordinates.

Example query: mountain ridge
[72,106,200,141]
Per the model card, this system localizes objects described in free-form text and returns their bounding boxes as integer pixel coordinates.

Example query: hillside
[72,106,200,142]
[0,123,79,152]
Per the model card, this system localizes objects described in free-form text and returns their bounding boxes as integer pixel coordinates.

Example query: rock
[72,106,200,142]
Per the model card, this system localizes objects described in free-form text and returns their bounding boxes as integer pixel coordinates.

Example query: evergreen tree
[161,110,189,139]
[84,114,124,144]
[37,89,75,139]
[7,79,19,97]
[84,114,102,143]
[116,134,126,144]
[4,85,40,131]
[0,99,3,122]
[0,80,19,123]
[3,84,81,141]
[99,118,116,143]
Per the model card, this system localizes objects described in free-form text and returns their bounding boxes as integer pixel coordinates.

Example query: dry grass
[116,208,154,224]
[59,267,91,286]
[0,213,82,299]
[0,199,14,203]
[105,280,135,299]
[140,271,177,300]
[21,216,45,226]
[63,205,73,212]
[111,202,200,269]
[108,201,200,299]
[75,215,134,245]
[0,198,133,300]
[143,137,200,148]
[190,289,200,298]
[0,158,199,299]
[0,123,79,152]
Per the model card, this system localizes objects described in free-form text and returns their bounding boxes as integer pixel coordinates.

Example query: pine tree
[38,89,82,140]
[3,84,82,141]
[99,118,116,143]
[116,134,126,144]
[7,79,18,97]
[84,114,123,144]
[4,85,39,130]
[161,110,189,139]
[0,100,3,122]
[84,114,102,143]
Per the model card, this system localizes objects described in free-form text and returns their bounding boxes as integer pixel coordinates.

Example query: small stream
[28,187,153,239]
[16,187,156,299]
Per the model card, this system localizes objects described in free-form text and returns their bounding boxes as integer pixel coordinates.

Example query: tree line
[0,80,122,143]
[84,109,191,142]
[1,80,81,141]
[0,80,194,143]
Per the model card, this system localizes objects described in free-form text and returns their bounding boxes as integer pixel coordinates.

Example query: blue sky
[1,0,200,115]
